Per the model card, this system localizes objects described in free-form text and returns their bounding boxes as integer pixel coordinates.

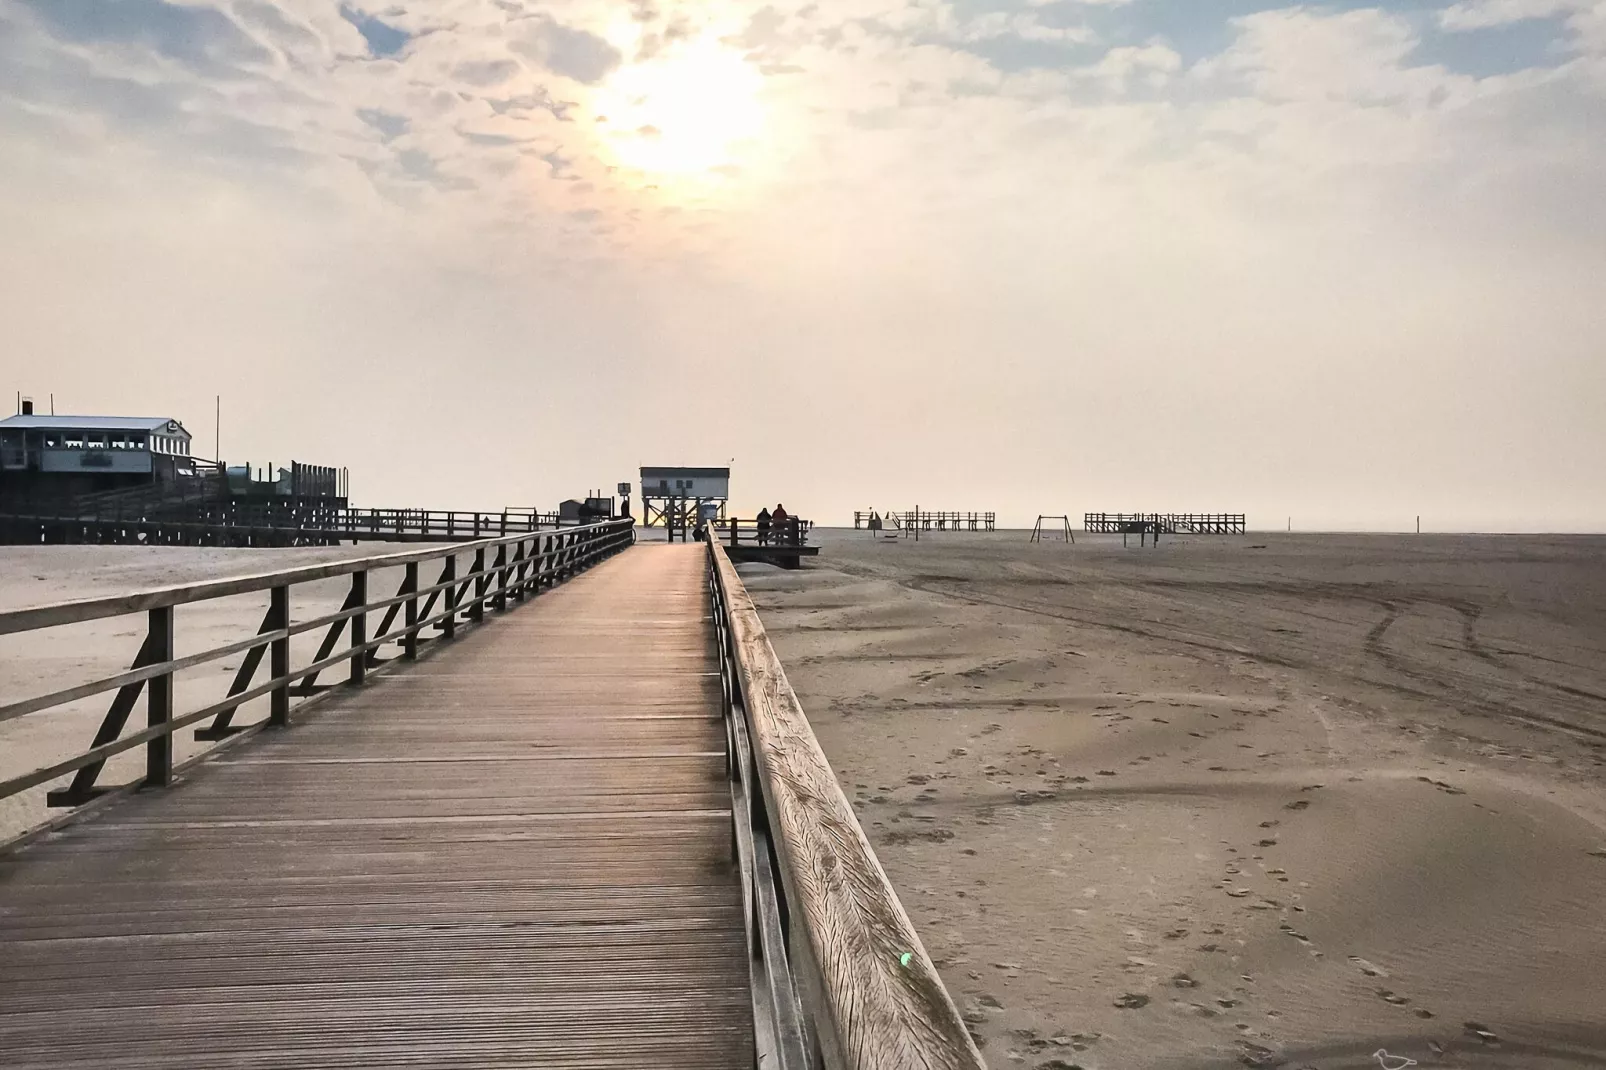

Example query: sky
[0,0,1602,531]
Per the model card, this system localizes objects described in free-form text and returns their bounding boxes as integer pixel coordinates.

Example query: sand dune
[744,531,1606,1070]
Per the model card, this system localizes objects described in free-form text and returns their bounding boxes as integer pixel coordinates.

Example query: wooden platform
[0,544,753,1069]
[724,543,820,570]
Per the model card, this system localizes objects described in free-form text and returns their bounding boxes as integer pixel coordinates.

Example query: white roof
[0,415,189,434]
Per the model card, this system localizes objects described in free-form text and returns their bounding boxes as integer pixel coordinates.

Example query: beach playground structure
[1030,515,1075,543]
[0,525,982,1069]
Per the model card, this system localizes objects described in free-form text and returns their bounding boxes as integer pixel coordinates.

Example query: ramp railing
[0,519,635,843]
[707,540,987,1070]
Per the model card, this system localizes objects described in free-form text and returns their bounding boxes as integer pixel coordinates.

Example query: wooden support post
[403,563,419,660]
[349,571,367,685]
[145,606,174,789]
[471,548,487,622]
[269,585,290,725]
[442,554,457,639]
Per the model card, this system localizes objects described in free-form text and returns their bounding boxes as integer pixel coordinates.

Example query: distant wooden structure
[0,504,561,546]
[641,466,729,534]
[856,510,995,532]
[1085,513,1246,536]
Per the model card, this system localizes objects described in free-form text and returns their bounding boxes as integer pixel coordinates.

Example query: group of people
[754,503,791,545]
[687,503,795,544]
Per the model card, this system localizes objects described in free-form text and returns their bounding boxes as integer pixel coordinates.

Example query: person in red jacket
[771,503,790,543]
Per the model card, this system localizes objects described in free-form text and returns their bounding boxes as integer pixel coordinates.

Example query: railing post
[403,562,419,660]
[145,606,174,788]
[349,570,367,684]
[442,554,457,639]
[269,585,290,726]
[471,548,487,622]
[493,543,508,611]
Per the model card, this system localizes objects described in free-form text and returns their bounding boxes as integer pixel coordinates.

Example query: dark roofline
[0,415,190,433]
[639,467,730,480]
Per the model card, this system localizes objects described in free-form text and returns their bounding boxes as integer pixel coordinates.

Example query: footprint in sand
[1349,956,1388,978]
[1284,799,1311,811]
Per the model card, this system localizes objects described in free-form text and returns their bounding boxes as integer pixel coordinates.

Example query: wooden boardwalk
[0,544,753,1069]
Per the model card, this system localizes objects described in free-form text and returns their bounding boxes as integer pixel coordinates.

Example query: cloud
[16,0,271,77]
[452,57,521,86]
[1439,0,1583,30]
[357,107,408,139]
[510,16,621,84]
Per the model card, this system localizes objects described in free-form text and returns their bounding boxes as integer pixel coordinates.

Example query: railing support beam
[145,606,174,789]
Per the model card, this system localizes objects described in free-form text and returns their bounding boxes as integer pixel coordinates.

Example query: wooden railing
[0,519,634,842]
[708,540,986,1070]
[0,500,565,546]
[1084,512,1246,535]
[724,516,813,547]
[856,511,996,532]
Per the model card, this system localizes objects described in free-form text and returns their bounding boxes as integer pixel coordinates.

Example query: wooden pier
[0,524,983,1069]
[855,510,996,532]
[1084,512,1246,536]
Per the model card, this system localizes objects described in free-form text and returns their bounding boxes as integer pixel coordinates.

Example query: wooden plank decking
[0,543,753,1069]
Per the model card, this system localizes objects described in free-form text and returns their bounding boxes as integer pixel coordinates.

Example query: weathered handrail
[0,519,635,824]
[708,540,986,1070]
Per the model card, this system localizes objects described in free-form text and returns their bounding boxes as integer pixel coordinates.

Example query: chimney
[21,399,34,415]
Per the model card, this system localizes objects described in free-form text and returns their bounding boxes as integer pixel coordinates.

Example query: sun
[593,37,764,177]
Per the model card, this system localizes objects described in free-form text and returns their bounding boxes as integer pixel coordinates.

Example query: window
[131,435,146,450]
[44,434,60,448]
[86,434,107,448]
[64,435,84,449]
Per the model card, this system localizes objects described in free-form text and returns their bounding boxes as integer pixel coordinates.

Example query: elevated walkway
[0,546,750,1068]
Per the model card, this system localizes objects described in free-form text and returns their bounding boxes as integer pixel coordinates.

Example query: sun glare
[594,38,764,178]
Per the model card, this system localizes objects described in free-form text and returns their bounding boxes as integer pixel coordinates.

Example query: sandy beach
[5,533,1606,1069]
[742,530,1606,1070]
